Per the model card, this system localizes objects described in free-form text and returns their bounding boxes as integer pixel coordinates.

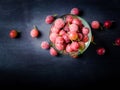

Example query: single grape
[50,47,58,56]
[51,26,60,34]
[70,41,80,51]
[55,37,65,44]
[78,33,83,41]
[68,31,78,41]
[82,35,89,42]
[66,44,73,53]
[104,20,112,29]
[55,43,65,50]
[82,27,89,35]
[49,33,58,43]
[62,34,70,43]
[65,15,73,23]
[72,18,82,26]
[45,15,54,24]
[96,48,105,55]
[91,21,100,29]
[41,41,50,49]
[54,18,65,29]
[69,24,79,32]
[59,30,66,36]
[9,30,18,39]
[114,38,120,46]
[63,23,70,32]
[71,8,80,15]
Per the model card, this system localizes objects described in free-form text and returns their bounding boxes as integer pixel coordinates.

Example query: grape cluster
[48,14,91,58]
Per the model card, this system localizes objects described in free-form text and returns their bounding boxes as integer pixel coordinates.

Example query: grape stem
[33,25,38,30]
[92,41,96,45]
[53,14,58,17]
[100,26,103,30]
[113,43,116,46]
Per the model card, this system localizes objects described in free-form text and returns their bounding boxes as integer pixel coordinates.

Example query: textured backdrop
[0,0,120,88]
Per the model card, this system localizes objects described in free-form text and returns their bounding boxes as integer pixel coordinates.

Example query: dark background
[0,0,120,88]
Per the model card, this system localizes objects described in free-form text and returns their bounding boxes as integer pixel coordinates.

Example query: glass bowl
[49,14,92,58]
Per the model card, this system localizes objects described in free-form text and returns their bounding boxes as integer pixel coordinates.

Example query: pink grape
[69,24,79,32]
[63,23,70,32]
[54,18,65,29]
[45,15,54,24]
[50,47,58,56]
[55,37,65,44]
[59,30,66,36]
[65,15,73,23]
[30,26,39,38]
[49,33,58,43]
[68,31,78,40]
[70,42,80,51]
[41,41,50,49]
[62,34,70,43]
[66,44,73,53]
[82,27,89,35]
[51,26,60,34]
[55,43,65,50]
[72,18,82,26]
[71,8,80,15]
[91,21,100,29]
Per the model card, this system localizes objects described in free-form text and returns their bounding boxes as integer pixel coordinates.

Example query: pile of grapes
[49,14,91,58]
[41,8,92,58]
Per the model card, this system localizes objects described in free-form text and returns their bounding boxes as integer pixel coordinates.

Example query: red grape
[104,20,112,29]
[30,26,39,38]
[96,48,105,55]
[41,41,50,49]
[66,44,73,53]
[55,37,65,44]
[70,42,80,51]
[71,8,80,15]
[78,33,83,40]
[114,38,120,46]
[55,43,65,50]
[51,26,60,34]
[91,21,100,29]
[62,34,70,43]
[82,27,89,35]
[63,23,70,32]
[45,15,54,24]
[69,24,79,32]
[50,47,58,56]
[82,35,89,42]
[54,18,65,29]
[59,30,66,36]
[65,15,73,23]
[9,30,18,39]
[49,33,58,43]
[72,18,82,26]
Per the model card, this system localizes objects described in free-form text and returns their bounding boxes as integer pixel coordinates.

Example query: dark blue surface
[0,0,120,88]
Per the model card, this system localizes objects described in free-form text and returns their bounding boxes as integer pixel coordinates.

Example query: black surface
[0,0,120,88]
